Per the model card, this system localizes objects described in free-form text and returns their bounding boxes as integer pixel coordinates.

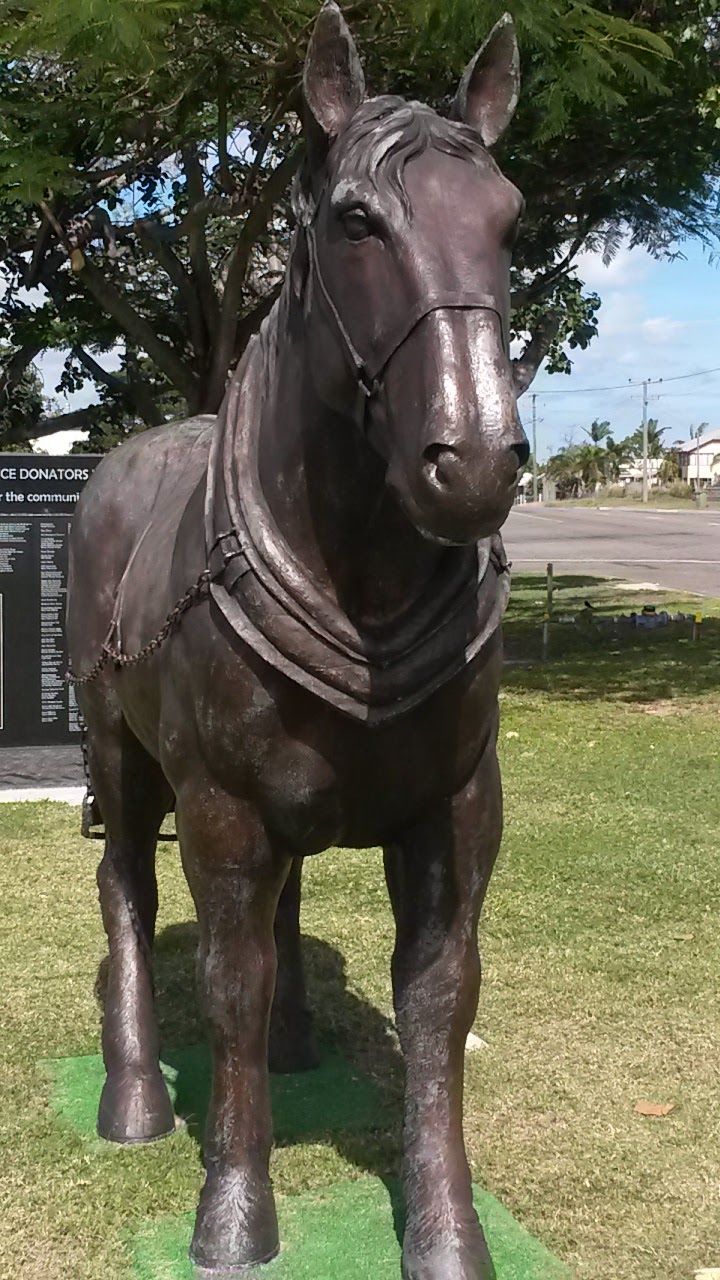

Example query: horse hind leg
[269,857,320,1074]
[84,697,176,1142]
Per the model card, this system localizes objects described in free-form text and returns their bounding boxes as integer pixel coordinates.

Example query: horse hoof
[268,1014,320,1074]
[190,1170,279,1272]
[97,1068,176,1144]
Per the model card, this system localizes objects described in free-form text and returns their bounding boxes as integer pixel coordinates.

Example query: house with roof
[617,458,663,487]
[677,429,720,487]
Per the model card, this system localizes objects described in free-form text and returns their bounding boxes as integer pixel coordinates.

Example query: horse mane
[294,96,491,223]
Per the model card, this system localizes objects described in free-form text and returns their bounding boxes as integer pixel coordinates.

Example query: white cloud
[574,243,655,290]
[32,349,95,454]
[639,316,688,344]
[30,345,125,454]
[34,428,85,454]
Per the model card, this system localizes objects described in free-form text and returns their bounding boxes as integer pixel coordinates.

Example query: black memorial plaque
[0,455,102,746]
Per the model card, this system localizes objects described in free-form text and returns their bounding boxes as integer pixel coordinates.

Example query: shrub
[664,481,693,499]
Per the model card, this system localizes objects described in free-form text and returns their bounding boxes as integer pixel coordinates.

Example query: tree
[657,454,679,483]
[546,418,635,491]
[0,0,718,449]
[545,442,585,497]
[628,418,667,459]
[585,419,611,445]
[0,346,45,448]
[603,434,632,482]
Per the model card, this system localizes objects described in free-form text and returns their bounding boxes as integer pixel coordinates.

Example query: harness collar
[203,337,511,725]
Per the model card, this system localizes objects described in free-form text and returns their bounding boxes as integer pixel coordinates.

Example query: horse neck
[255,292,446,629]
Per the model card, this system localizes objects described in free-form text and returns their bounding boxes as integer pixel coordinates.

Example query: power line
[533,364,720,396]
[653,390,720,400]
[658,365,720,384]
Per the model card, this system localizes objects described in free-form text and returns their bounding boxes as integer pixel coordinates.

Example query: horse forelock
[294,97,492,223]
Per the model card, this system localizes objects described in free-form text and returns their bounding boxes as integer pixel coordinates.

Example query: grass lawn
[1,574,719,1280]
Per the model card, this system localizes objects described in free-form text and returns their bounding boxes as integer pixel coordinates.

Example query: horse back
[67,416,214,672]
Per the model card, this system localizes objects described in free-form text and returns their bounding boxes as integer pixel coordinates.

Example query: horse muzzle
[389,427,528,545]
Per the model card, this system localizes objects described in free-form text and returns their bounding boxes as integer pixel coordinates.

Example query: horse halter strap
[304,222,508,417]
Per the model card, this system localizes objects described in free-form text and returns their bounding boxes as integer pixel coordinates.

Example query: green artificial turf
[46,1042,572,1277]
[45,1043,384,1146]
[131,1178,573,1280]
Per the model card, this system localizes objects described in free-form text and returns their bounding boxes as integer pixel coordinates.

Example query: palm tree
[546,445,585,497]
[603,435,632,482]
[584,419,611,445]
[576,442,606,490]
[628,418,666,459]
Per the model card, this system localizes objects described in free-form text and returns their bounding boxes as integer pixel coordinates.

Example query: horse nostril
[512,438,530,469]
[423,443,457,489]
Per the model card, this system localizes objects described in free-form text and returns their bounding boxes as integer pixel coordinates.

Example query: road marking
[0,786,84,804]
[510,510,560,521]
[511,558,720,565]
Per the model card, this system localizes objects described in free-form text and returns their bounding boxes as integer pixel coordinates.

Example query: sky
[33,235,720,458]
[517,238,720,462]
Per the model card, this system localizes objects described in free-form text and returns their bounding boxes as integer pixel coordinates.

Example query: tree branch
[182,144,221,340]
[124,349,165,428]
[512,312,562,397]
[72,345,125,393]
[24,214,54,289]
[0,343,42,400]
[133,217,208,360]
[206,146,301,409]
[170,191,243,237]
[1,405,101,446]
[72,344,164,429]
[511,232,587,309]
[217,61,235,197]
[69,257,199,406]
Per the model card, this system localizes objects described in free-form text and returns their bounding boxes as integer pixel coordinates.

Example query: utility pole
[642,379,649,504]
[532,392,538,502]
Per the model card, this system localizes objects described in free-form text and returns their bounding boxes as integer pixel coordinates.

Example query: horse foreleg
[86,704,176,1143]
[176,782,291,1271]
[384,743,503,1280]
[269,857,319,1073]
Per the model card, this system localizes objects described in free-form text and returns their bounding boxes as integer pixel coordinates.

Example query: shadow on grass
[96,927,407,1245]
[504,574,720,702]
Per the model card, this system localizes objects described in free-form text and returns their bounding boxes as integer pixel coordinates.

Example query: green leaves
[0,140,71,202]
[0,0,717,448]
[2,0,192,67]
[411,0,674,138]
[512,275,601,379]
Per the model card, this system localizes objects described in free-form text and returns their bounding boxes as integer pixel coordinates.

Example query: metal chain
[67,567,212,687]
[79,711,91,789]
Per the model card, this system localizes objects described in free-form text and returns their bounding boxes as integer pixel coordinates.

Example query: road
[503,505,720,597]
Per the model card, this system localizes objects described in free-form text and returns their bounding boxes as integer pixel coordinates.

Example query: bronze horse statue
[67,5,527,1276]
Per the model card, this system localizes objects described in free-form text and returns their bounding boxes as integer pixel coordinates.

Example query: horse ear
[303,1,365,155]
[452,13,520,148]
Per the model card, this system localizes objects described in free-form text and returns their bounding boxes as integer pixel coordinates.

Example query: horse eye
[342,208,371,242]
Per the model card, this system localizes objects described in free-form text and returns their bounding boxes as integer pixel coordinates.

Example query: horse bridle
[303,220,509,424]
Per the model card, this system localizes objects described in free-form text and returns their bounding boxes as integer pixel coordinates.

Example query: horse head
[294,1,529,546]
